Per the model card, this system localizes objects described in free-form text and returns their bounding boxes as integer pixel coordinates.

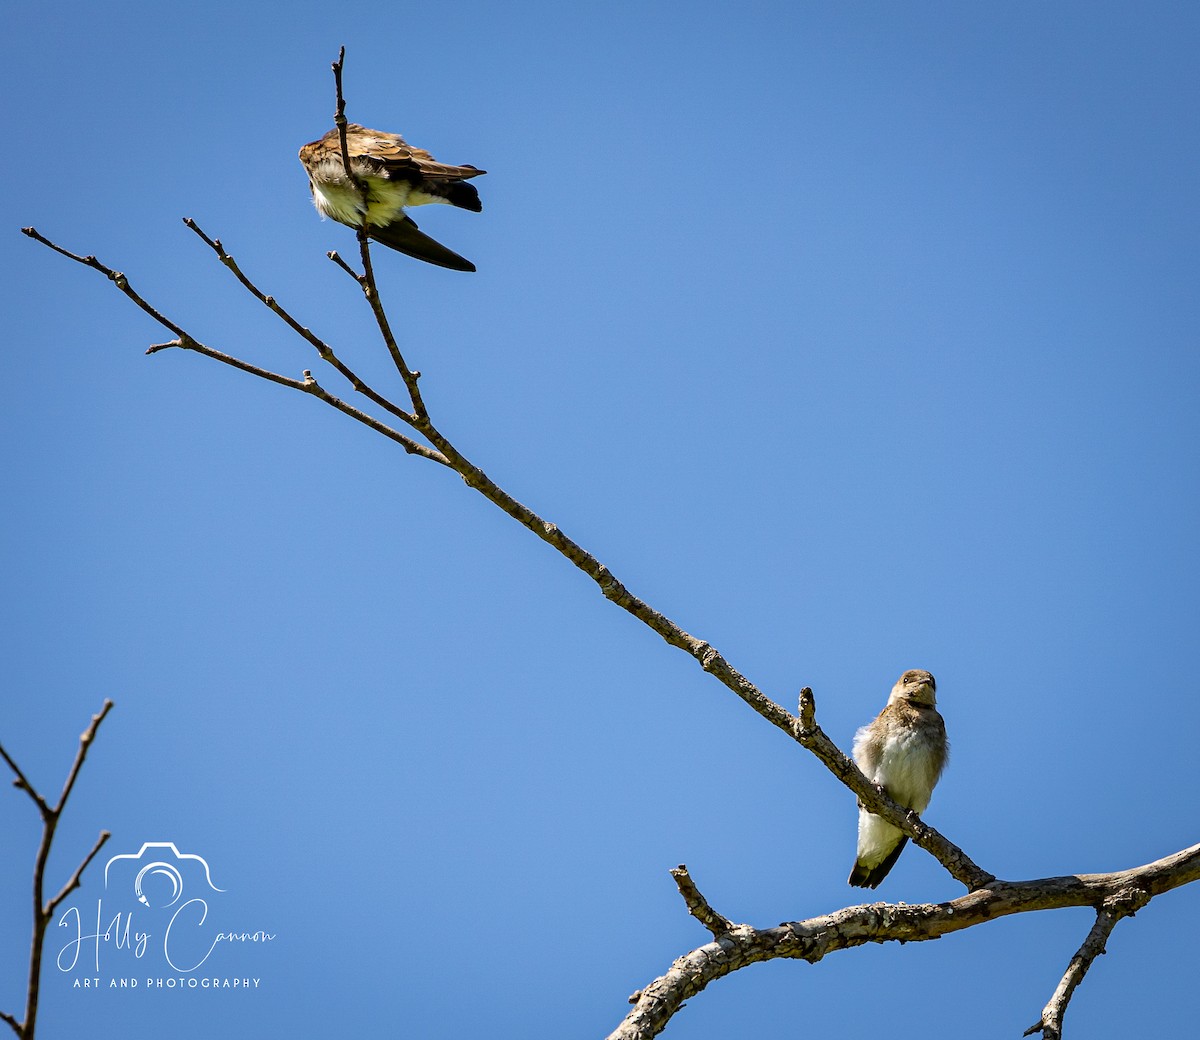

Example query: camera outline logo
[103,841,225,909]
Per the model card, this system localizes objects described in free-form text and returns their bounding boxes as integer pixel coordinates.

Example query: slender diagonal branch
[0,700,115,1040]
[21,185,990,894]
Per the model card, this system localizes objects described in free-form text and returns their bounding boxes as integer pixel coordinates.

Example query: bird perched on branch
[848,669,948,889]
[298,123,485,272]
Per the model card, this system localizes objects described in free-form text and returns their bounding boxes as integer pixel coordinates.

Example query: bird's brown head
[890,669,937,707]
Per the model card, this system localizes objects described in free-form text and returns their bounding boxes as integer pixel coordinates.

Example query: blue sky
[3,2,1198,1037]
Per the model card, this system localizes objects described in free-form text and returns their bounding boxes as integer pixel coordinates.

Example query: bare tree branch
[0,700,115,1040]
[21,223,991,890]
[20,48,1200,1039]
[610,844,1200,1040]
[180,218,421,427]
[328,49,428,410]
[1023,893,1142,1040]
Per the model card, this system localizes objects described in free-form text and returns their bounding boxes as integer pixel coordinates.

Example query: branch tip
[796,687,816,737]
[670,864,736,939]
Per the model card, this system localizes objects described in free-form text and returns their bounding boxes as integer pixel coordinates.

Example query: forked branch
[0,700,115,1040]
[612,846,1199,1040]
[1023,891,1146,1040]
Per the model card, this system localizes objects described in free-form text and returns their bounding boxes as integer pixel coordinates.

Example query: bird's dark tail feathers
[847,837,908,889]
[367,216,476,272]
[443,180,483,213]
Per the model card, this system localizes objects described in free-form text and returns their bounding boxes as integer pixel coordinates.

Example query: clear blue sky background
[3,2,1198,1037]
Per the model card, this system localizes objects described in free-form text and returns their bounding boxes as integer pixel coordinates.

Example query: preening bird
[298,123,485,272]
[848,669,948,889]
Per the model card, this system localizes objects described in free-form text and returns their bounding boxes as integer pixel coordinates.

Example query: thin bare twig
[331,46,357,193]
[20,228,189,341]
[0,746,46,816]
[0,700,115,1040]
[181,216,424,428]
[328,50,429,414]
[326,249,362,282]
[21,228,448,466]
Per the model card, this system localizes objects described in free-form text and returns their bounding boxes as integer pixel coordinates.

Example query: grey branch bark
[669,865,737,939]
[612,845,1200,1040]
[1022,897,1137,1040]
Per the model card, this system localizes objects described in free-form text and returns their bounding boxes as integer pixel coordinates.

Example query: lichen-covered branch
[611,845,1200,1040]
[668,865,737,939]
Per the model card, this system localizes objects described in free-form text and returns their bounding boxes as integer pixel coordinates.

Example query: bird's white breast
[870,727,942,812]
[307,157,445,229]
[310,179,366,226]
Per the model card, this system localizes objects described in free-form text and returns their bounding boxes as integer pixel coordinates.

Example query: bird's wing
[851,720,883,778]
[341,125,486,182]
[380,151,486,184]
[303,128,484,189]
[366,215,476,273]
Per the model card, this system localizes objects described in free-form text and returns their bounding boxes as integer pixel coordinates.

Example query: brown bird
[847,669,948,889]
[298,123,485,272]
